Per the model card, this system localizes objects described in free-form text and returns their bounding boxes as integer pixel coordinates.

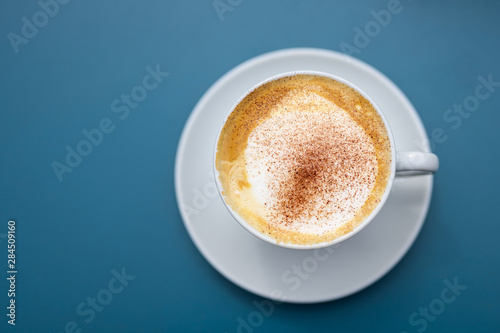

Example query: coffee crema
[216,74,392,245]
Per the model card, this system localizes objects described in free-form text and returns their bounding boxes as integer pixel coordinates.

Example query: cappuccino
[216,74,392,245]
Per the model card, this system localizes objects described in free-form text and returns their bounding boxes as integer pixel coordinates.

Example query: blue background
[1,0,499,332]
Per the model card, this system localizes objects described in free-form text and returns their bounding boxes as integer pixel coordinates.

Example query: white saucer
[174,48,434,303]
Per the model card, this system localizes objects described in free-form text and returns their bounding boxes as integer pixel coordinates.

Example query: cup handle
[396,151,439,176]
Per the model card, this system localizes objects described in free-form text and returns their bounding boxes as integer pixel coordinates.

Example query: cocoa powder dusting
[245,89,377,235]
[278,142,332,225]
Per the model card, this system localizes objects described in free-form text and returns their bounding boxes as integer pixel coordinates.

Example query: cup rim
[213,70,396,249]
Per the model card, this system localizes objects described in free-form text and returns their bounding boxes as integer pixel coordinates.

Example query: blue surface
[1,0,499,332]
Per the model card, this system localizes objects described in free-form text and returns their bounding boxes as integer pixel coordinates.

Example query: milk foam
[244,90,377,236]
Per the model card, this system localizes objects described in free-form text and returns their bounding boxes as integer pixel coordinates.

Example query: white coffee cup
[214,71,438,249]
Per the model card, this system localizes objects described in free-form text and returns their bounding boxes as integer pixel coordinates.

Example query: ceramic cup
[214,71,438,249]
